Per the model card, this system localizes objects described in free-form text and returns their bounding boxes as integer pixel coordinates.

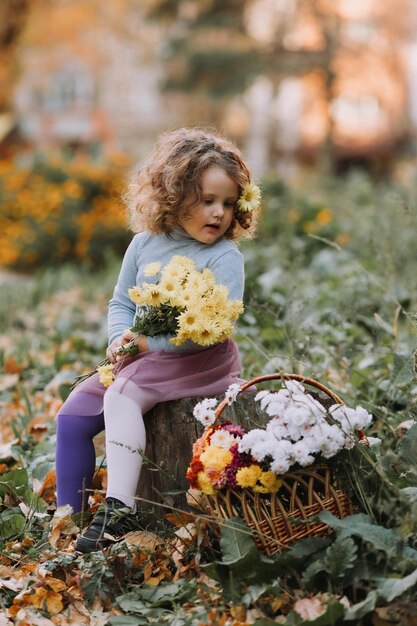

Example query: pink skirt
[62,339,245,416]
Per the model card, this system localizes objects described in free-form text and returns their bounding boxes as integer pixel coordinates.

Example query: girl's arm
[107,236,140,345]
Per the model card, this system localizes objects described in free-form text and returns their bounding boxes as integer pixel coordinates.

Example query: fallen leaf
[37,470,57,502]
[0,374,19,392]
[0,577,26,592]
[0,439,19,461]
[30,587,64,615]
[124,530,162,551]
[10,605,56,624]
[3,357,25,375]
[165,511,196,527]
[50,506,79,548]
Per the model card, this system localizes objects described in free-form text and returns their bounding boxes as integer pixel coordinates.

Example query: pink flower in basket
[187,380,373,496]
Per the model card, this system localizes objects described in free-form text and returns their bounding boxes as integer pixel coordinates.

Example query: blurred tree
[144,0,414,171]
[145,0,328,97]
[0,0,34,114]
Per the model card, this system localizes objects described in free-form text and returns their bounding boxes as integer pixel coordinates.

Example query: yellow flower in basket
[187,375,373,556]
[200,445,233,472]
[236,465,262,488]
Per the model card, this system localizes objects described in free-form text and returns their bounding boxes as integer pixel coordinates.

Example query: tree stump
[136,391,267,520]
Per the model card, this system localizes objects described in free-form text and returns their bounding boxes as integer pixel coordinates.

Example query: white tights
[103,380,157,509]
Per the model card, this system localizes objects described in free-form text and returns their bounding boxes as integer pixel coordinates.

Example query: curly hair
[124,127,260,240]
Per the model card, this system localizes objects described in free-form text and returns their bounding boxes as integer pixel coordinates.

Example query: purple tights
[56,410,105,513]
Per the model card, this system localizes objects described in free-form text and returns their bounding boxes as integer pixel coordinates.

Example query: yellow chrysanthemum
[200,267,215,288]
[259,471,282,493]
[214,322,234,343]
[128,286,146,305]
[211,284,229,302]
[197,471,216,495]
[190,320,221,346]
[177,288,199,308]
[163,255,196,281]
[177,310,201,334]
[253,484,269,494]
[170,330,191,346]
[186,274,210,296]
[228,300,244,321]
[159,276,181,302]
[170,255,196,271]
[236,465,262,488]
[237,183,261,213]
[200,445,233,471]
[144,261,161,277]
[98,363,115,388]
[141,283,165,306]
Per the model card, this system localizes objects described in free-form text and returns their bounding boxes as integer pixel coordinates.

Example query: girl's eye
[225,201,235,208]
[204,199,213,205]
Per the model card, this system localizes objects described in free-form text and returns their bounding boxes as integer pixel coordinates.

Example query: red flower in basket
[187,379,373,496]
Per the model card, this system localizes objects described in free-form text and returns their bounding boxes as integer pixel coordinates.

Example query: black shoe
[75,497,139,553]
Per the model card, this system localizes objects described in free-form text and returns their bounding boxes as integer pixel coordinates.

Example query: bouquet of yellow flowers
[72,255,243,389]
[127,255,244,347]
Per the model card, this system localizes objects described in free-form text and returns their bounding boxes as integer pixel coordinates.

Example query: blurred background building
[1,0,417,177]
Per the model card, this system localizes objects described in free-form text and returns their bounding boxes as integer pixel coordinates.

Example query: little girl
[55,127,260,552]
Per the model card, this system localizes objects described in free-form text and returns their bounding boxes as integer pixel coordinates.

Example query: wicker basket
[201,373,368,556]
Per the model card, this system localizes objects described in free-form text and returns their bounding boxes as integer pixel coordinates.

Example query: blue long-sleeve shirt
[107,227,244,352]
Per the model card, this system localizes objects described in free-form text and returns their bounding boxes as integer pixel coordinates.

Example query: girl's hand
[106,331,149,363]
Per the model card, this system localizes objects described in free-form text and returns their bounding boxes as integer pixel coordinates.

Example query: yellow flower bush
[0,155,131,270]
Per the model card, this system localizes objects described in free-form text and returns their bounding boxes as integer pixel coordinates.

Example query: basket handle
[214,372,369,444]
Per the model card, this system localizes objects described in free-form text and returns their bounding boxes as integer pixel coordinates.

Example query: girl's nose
[212,202,224,217]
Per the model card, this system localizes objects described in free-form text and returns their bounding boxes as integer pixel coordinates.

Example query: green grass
[0,171,416,623]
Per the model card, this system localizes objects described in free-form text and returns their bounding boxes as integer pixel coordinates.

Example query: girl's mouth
[205,224,220,229]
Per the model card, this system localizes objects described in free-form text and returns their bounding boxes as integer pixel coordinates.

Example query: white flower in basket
[187,373,372,555]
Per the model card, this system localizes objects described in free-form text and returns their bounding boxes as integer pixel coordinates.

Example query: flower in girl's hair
[98,363,115,387]
[144,261,161,277]
[237,183,261,213]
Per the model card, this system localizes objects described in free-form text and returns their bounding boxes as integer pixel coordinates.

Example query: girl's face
[179,166,238,244]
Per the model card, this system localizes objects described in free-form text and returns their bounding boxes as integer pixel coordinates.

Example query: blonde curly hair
[125,127,260,240]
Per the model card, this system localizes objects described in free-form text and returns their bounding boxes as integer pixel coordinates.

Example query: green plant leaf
[343,590,377,621]
[317,511,401,555]
[376,567,417,602]
[391,352,414,387]
[220,516,257,564]
[0,508,25,539]
[322,537,357,578]
[0,467,28,496]
[398,423,417,467]
[108,618,147,626]
[58,383,72,402]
